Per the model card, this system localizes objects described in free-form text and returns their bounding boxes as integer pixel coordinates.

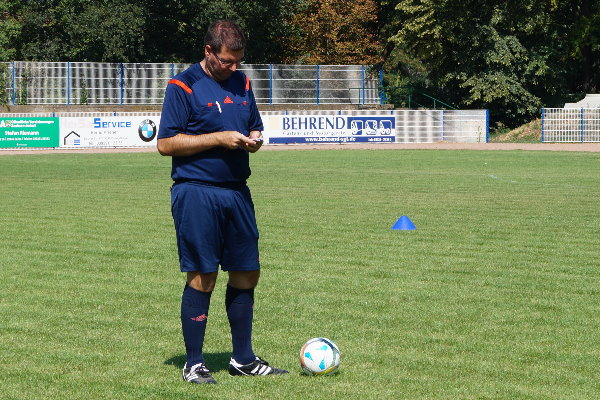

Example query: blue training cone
[392,216,416,230]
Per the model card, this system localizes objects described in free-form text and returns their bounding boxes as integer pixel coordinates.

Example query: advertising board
[0,118,60,148]
[59,116,160,148]
[261,114,396,144]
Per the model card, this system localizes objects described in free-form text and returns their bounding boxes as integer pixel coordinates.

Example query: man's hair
[204,20,246,54]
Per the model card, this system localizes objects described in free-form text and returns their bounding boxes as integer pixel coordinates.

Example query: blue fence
[0,61,383,106]
[542,108,600,142]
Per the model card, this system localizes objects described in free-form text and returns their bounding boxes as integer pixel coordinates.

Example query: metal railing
[542,108,600,142]
[382,86,457,110]
[0,61,382,106]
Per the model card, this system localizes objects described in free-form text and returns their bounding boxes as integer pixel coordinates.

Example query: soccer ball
[299,337,341,376]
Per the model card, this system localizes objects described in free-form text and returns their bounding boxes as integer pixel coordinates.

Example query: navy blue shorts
[171,181,260,273]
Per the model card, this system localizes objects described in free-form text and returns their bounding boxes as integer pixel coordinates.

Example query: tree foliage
[283,0,381,65]
[58,0,146,62]
[385,0,600,126]
[1,0,301,63]
[0,0,598,127]
[0,0,21,61]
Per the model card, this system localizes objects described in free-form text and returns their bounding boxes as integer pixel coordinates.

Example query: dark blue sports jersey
[158,63,264,184]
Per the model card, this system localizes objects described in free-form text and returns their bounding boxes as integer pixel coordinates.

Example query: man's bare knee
[187,271,218,292]
[228,270,260,289]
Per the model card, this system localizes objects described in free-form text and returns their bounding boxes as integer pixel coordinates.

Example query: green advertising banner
[0,118,60,148]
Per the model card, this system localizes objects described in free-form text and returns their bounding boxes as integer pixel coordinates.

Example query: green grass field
[1,149,599,399]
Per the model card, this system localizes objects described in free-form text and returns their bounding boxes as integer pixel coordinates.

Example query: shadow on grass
[164,352,232,372]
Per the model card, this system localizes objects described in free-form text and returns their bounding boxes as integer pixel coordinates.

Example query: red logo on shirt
[224,96,234,104]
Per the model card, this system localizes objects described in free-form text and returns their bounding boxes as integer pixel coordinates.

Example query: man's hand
[220,131,256,150]
[244,131,263,153]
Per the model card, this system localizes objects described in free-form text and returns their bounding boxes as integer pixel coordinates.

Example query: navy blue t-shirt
[158,63,264,184]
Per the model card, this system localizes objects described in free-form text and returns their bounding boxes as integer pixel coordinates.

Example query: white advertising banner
[261,114,396,144]
[59,116,160,148]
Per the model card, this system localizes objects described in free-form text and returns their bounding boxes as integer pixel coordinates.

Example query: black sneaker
[229,356,289,376]
[182,362,217,384]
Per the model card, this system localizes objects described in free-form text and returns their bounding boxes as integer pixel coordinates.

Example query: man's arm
[157,131,257,157]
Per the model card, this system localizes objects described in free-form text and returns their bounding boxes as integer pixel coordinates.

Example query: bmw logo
[138,119,157,142]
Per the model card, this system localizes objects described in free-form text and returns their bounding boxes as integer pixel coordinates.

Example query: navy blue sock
[181,284,212,367]
[225,285,256,365]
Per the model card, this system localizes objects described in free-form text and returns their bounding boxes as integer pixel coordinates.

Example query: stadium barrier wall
[542,108,600,143]
[0,110,488,149]
[261,109,488,144]
[1,62,382,106]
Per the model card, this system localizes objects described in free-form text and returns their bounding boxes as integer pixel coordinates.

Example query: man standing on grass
[157,20,287,384]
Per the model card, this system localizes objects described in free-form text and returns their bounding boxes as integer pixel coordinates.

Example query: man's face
[204,45,244,82]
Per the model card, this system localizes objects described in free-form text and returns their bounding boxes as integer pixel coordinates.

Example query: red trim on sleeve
[168,79,192,94]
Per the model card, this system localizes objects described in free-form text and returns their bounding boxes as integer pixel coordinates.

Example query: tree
[558,0,600,93]
[383,0,600,126]
[13,0,67,60]
[0,0,22,61]
[284,0,382,65]
[385,0,571,126]
[236,0,303,64]
[57,0,146,62]
[0,0,311,64]
[134,0,303,63]
[3,0,146,62]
